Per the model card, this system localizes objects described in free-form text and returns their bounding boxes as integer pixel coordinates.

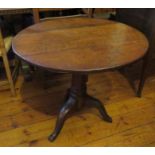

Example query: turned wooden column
[48,73,112,141]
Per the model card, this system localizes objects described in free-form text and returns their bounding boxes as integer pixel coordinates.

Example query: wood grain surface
[12,17,148,73]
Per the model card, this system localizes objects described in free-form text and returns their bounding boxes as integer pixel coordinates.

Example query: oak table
[12,17,148,141]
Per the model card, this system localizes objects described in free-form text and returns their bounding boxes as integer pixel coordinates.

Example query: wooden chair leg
[2,53,16,96]
[12,56,21,83]
[137,54,149,97]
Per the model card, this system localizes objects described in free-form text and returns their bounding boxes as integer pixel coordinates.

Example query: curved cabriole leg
[49,73,112,142]
[85,95,112,123]
[48,96,77,142]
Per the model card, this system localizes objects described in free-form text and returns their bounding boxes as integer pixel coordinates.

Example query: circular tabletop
[12,17,149,73]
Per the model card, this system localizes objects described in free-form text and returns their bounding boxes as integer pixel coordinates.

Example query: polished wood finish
[12,18,148,73]
[12,18,148,141]
[0,70,155,146]
[30,8,93,82]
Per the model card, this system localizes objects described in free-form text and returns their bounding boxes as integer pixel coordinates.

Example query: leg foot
[48,96,77,142]
[136,55,149,97]
[85,95,112,123]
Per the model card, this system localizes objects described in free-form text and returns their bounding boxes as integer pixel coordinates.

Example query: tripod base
[48,74,112,142]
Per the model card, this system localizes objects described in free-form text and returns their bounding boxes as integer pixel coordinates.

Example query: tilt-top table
[12,17,148,141]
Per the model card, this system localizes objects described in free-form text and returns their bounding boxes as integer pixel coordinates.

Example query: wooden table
[12,17,148,141]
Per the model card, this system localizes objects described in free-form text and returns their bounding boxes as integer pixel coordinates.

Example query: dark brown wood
[136,55,149,97]
[12,17,148,141]
[31,8,94,86]
[48,74,112,141]
[12,18,148,73]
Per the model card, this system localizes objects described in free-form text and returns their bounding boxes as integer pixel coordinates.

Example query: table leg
[48,96,77,142]
[85,95,112,122]
[48,73,112,142]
